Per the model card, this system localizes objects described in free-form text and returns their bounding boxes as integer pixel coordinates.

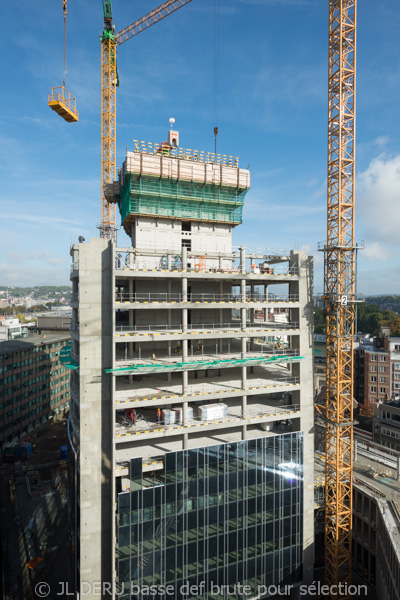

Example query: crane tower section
[99,0,194,243]
[101,35,117,241]
[323,0,357,594]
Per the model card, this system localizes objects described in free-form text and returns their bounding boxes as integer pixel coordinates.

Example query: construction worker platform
[48,86,79,123]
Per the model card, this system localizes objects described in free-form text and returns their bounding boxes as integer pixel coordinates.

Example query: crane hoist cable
[63,0,67,86]
[48,0,79,122]
[213,0,219,155]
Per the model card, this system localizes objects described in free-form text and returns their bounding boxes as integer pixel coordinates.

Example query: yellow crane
[100,0,194,241]
[48,0,79,123]
[322,1,358,596]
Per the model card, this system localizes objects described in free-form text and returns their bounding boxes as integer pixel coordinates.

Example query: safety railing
[114,292,300,303]
[48,86,79,120]
[113,347,301,366]
[114,253,299,276]
[115,376,300,404]
[115,321,299,334]
[132,140,239,167]
[115,402,300,437]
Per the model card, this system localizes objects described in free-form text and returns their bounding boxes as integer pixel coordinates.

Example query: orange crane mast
[100,0,194,242]
[322,0,358,596]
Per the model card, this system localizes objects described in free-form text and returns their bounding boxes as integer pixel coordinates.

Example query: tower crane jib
[99,0,194,242]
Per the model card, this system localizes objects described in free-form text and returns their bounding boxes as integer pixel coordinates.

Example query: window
[371,386,377,393]
[181,221,191,232]
[380,377,386,383]
[395,363,400,371]
[380,366,386,373]
[380,388,386,394]
[370,366,377,372]
[380,355,387,362]
[371,376,377,382]
[371,355,377,361]
[181,239,191,250]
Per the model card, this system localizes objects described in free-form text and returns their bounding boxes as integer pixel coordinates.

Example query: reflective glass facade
[117,433,303,599]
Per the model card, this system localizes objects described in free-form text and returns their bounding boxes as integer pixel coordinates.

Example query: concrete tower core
[69,134,314,599]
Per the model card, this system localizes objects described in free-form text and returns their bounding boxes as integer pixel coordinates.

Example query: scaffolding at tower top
[104,138,251,232]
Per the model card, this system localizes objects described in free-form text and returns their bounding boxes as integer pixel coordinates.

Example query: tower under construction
[68,132,315,598]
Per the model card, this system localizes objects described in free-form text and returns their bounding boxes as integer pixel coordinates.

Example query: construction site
[1,1,400,600]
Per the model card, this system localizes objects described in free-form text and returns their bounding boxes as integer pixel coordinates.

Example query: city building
[68,134,314,599]
[355,327,400,417]
[0,333,71,446]
[381,328,400,400]
[0,317,28,341]
[374,400,400,452]
[354,334,390,417]
[314,426,400,600]
[36,314,72,333]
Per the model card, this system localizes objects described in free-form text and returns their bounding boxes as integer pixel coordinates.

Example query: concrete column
[219,281,224,353]
[129,279,134,359]
[74,238,112,591]
[182,246,187,271]
[242,392,248,440]
[241,279,246,302]
[219,256,224,270]
[183,370,189,448]
[241,337,246,359]
[167,254,172,270]
[182,274,188,334]
[250,282,255,350]
[290,250,314,586]
[239,246,246,274]
[71,246,79,270]
[167,280,172,326]
[241,280,247,340]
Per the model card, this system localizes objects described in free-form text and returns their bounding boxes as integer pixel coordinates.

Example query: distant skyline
[1,0,400,294]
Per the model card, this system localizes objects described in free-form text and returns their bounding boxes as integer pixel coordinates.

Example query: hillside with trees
[314,299,400,336]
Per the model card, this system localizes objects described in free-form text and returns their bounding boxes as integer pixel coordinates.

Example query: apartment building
[354,338,390,417]
[0,333,70,446]
[68,135,314,599]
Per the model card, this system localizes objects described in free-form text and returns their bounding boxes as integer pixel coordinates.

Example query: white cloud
[363,241,390,261]
[357,153,400,246]
[8,249,66,266]
[0,262,69,287]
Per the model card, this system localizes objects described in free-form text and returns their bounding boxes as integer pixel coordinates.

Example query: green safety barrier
[118,174,248,225]
[106,354,304,376]
[59,341,79,370]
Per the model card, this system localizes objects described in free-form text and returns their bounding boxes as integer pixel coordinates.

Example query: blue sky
[1,0,400,294]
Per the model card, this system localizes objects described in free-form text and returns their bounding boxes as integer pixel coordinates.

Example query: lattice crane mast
[100,0,193,242]
[322,1,358,596]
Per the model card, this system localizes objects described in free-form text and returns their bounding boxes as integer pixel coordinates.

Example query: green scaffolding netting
[106,354,304,376]
[118,174,248,225]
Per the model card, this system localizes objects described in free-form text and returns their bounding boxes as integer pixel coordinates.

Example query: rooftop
[0,333,70,357]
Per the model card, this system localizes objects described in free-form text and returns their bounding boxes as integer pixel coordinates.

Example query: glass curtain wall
[117,433,303,600]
